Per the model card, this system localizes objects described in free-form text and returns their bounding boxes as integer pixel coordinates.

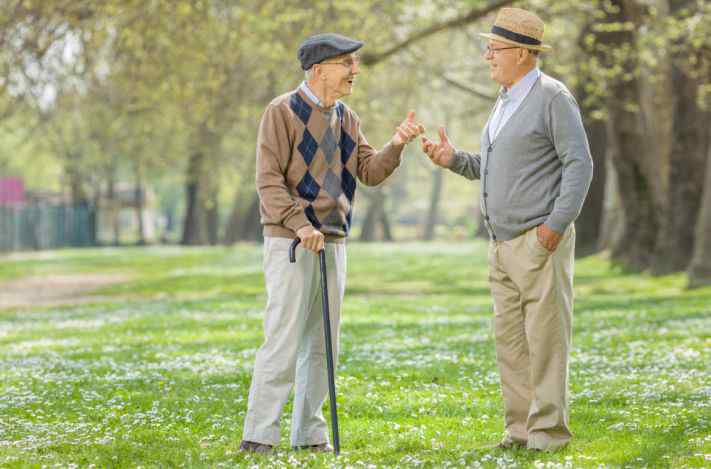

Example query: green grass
[0,242,709,468]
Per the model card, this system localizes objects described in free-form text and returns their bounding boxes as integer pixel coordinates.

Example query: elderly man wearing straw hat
[422,8,592,451]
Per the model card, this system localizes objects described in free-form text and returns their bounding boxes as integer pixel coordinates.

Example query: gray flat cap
[297,33,363,70]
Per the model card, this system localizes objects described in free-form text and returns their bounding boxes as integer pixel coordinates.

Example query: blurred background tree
[0,0,709,287]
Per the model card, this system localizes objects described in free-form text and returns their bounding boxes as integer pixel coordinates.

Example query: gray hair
[304,67,314,80]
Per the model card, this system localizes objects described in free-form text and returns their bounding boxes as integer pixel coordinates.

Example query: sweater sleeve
[544,91,594,233]
[255,104,311,232]
[448,149,482,180]
[355,125,404,186]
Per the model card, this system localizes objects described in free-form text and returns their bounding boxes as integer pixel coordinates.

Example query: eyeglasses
[321,55,360,68]
[481,45,519,56]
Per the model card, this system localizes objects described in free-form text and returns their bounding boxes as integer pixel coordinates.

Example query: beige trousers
[242,237,346,447]
[488,225,575,451]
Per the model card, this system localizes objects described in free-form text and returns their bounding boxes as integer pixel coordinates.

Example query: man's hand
[296,225,325,252]
[421,127,455,168]
[391,111,425,146]
[536,224,562,252]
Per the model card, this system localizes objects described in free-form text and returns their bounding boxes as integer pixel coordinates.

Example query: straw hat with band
[479,7,552,53]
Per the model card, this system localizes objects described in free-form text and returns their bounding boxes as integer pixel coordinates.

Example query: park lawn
[0,242,709,468]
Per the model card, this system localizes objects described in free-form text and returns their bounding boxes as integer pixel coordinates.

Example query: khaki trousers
[488,225,575,451]
[242,237,346,447]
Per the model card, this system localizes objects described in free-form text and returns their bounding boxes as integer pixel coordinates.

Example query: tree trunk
[575,116,607,257]
[607,111,659,270]
[161,203,176,244]
[107,163,120,246]
[90,186,100,246]
[223,183,262,244]
[134,161,146,245]
[206,187,219,246]
[380,205,393,241]
[598,157,625,251]
[422,169,443,240]
[181,123,223,246]
[360,189,391,242]
[601,0,660,271]
[224,188,246,244]
[574,20,608,257]
[688,124,711,288]
[360,194,379,242]
[66,152,88,206]
[652,70,708,273]
[181,150,209,245]
[237,195,263,242]
[651,0,709,274]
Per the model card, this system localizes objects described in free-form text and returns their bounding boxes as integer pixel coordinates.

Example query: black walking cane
[289,238,341,455]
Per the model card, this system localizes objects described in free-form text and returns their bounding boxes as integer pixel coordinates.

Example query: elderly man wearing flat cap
[422,8,592,451]
[240,33,424,454]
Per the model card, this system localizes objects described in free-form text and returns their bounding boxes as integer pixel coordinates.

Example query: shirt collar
[503,67,540,102]
[300,81,323,107]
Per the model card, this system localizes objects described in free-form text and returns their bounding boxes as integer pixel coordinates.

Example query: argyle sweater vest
[256,88,404,240]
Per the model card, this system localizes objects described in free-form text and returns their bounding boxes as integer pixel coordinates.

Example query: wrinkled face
[483,39,521,88]
[317,52,360,98]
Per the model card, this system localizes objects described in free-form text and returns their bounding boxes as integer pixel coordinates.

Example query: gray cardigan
[450,72,593,241]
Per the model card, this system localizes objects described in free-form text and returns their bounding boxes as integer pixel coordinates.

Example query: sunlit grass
[0,242,709,467]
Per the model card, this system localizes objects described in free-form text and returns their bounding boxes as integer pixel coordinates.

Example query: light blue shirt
[300,81,322,107]
[488,67,541,141]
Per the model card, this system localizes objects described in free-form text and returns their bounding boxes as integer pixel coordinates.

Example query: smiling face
[310,52,360,105]
[484,39,520,88]
[483,39,536,89]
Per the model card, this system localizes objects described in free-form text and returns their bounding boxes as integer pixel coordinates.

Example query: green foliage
[0,0,709,239]
[543,0,711,115]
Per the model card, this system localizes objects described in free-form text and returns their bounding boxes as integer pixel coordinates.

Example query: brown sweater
[256,87,404,240]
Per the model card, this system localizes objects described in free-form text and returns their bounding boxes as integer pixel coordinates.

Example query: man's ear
[517,48,528,65]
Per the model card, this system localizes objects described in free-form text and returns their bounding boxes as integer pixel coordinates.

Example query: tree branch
[361,0,516,66]
[440,75,496,101]
[404,48,496,101]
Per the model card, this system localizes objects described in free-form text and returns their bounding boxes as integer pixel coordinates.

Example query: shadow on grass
[97,272,265,298]
[576,294,711,315]
[347,284,492,297]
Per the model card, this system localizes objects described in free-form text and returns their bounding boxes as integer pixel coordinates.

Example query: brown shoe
[475,437,527,451]
[293,443,333,453]
[240,440,274,454]
[499,439,527,449]
[490,438,527,450]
